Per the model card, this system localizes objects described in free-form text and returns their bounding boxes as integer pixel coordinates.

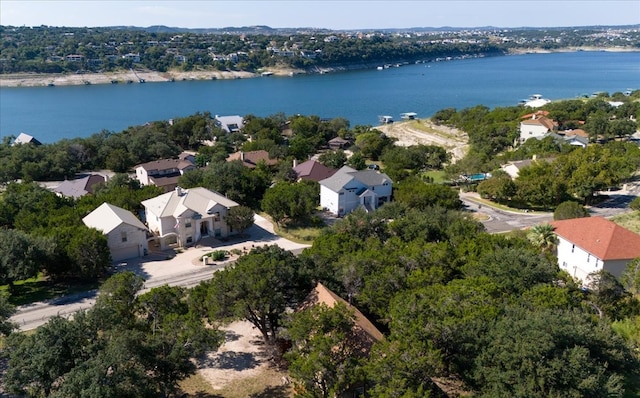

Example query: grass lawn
[275,223,324,243]
[612,211,640,234]
[0,273,100,307]
[422,170,447,183]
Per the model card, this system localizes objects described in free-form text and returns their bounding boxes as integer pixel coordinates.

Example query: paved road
[10,215,310,331]
[460,193,553,233]
[461,188,638,234]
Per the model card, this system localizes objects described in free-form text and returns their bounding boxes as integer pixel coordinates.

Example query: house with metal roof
[142,187,240,249]
[82,202,149,262]
[551,216,640,285]
[319,166,392,216]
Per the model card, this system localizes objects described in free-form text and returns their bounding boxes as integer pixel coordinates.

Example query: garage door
[111,245,140,262]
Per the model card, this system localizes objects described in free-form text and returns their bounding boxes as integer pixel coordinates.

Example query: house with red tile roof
[519,115,558,144]
[551,217,640,284]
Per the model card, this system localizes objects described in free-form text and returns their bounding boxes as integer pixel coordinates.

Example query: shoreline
[0,67,304,88]
[1,47,637,88]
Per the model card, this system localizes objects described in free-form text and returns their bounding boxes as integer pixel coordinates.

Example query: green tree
[621,258,640,295]
[473,307,638,397]
[318,149,347,169]
[261,181,319,225]
[285,302,366,398]
[0,293,16,336]
[477,175,516,203]
[527,223,558,252]
[554,200,590,220]
[226,205,255,234]
[0,228,53,288]
[394,177,462,210]
[198,245,311,345]
[347,152,366,170]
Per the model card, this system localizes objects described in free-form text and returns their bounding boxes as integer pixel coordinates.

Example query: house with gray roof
[82,202,149,262]
[142,187,240,249]
[52,174,105,199]
[319,166,392,216]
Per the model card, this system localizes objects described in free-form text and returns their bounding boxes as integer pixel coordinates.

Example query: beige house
[82,202,149,262]
[142,187,239,249]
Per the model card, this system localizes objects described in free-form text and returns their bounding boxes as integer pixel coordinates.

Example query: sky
[1,0,639,30]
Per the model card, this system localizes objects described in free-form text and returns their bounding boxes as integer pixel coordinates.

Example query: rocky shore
[0,67,304,88]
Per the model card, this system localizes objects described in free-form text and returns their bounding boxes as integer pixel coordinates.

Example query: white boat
[401,112,417,120]
[523,94,551,108]
[379,115,394,124]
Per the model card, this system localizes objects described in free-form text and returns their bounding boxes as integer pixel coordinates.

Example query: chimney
[175,186,184,196]
[293,159,298,168]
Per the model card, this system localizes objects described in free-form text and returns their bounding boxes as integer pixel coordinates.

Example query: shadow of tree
[203,351,261,371]
[249,384,292,398]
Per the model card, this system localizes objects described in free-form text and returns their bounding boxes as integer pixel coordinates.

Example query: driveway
[10,215,310,331]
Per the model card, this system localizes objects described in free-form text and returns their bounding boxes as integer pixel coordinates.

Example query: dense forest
[1,24,638,74]
[2,90,640,396]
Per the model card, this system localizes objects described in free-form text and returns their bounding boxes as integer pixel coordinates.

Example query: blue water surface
[1,51,638,143]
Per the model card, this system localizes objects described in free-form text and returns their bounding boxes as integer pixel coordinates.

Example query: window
[186,236,193,244]
[121,231,127,242]
[185,220,192,228]
[571,244,575,253]
[587,254,590,263]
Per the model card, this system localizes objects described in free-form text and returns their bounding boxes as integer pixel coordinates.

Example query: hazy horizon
[1,1,639,30]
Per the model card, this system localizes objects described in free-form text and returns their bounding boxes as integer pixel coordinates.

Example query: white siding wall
[320,185,341,215]
[556,236,601,283]
[519,123,548,142]
[136,167,150,185]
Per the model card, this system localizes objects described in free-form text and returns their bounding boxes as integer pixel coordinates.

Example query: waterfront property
[319,166,392,216]
[551,217,640,285]
[519,114,558,143]
[82,202,149,262]
[142,187,239,249]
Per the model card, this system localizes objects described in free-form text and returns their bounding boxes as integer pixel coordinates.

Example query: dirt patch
[196,320,292,397]
[376,119,469,162]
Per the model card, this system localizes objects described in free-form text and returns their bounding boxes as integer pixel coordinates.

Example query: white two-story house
[519,115,558,143]
[142,187,240,249]
[319,166,392,216]
[551,216,640,285]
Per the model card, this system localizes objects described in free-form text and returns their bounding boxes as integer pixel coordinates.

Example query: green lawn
[1,273,100,306]
[422,170,447,183]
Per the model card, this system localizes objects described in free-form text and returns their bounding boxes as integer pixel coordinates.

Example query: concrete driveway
[11,215,311,331]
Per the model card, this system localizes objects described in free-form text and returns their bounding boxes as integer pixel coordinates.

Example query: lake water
[1,51,639,143]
